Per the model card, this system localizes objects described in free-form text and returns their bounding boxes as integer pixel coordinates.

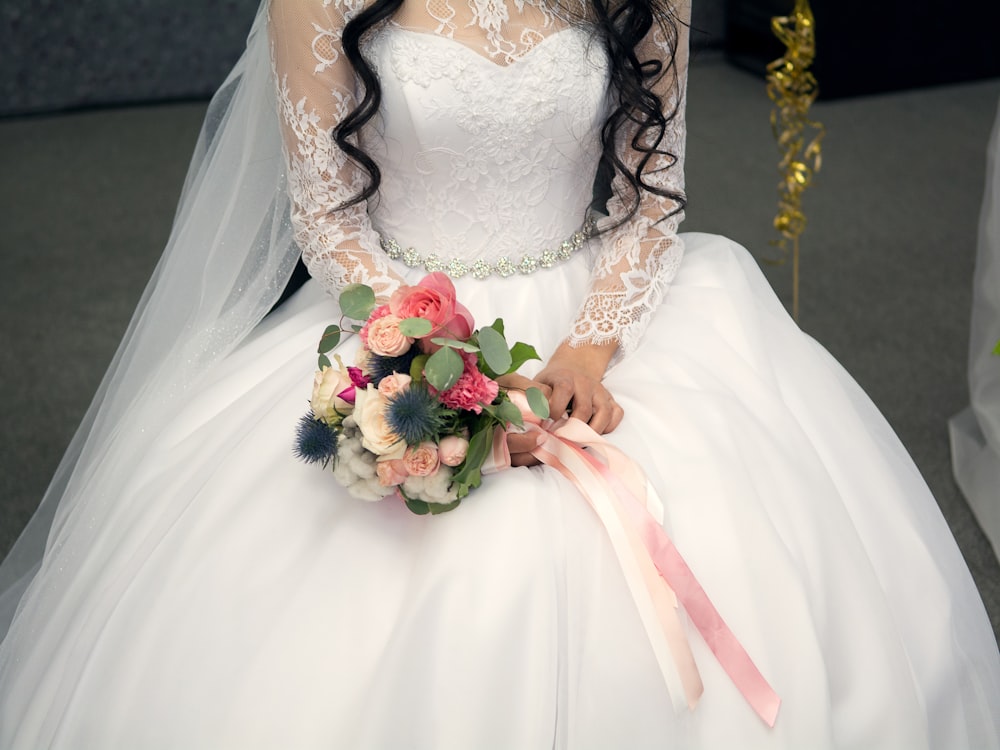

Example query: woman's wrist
[547,339,618,380]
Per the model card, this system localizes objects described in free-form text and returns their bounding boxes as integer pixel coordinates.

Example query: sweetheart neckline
[379,23,594,70]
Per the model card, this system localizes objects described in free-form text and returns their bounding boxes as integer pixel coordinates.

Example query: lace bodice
[269,0,689,354]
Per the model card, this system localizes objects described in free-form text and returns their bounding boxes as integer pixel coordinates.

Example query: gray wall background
[1,0,726,117]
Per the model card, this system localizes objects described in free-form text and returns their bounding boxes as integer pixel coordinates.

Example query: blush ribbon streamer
[485,392,781,727]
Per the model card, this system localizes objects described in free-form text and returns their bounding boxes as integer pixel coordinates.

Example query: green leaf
[424,346,464,391]
[317,353,332,370]
[451,425,495,487]
[497,399,524,428]
[430,337,480,353]
[489,318,505,337]
[526,387,550,420]
[507,342,542,374]
[404,497,431,515]
[398,317,433,337]
[478,325,512,375]
[351,324,364,333]
[994,339,1000,356]
[318,325,341,354]
[409,354,429,382]
[339,283,376,321]
[428,499,462,514]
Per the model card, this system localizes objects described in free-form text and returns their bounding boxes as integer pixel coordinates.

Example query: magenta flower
[336,366,372,406]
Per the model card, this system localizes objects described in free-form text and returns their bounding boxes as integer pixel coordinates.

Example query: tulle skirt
[1,233,998,749]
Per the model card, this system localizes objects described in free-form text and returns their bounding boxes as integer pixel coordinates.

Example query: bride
[1,0,998,746]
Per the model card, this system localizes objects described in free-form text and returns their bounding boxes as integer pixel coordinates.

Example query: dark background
[3,1,999,118]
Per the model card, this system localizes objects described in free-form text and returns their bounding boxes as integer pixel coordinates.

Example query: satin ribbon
[487,392,781,727]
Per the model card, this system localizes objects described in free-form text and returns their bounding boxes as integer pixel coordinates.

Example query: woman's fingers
[506,431,541,467]
[546,373,576,421]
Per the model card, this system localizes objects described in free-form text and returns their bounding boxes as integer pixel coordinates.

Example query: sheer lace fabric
[269,0,689,353]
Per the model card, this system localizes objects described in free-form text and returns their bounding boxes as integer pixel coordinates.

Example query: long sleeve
[269,0,405,301]
[568,0,690,355]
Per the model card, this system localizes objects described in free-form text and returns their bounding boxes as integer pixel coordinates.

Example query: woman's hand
[498,340,623,467]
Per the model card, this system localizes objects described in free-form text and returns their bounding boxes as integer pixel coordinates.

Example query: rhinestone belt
[379,217,598,280]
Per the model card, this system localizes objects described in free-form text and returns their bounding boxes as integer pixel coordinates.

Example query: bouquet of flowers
[294,273,549,515]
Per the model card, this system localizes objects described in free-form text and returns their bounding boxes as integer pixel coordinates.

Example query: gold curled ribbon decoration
[766,0,825,321]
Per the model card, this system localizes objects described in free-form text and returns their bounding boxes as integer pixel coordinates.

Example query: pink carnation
[359,304,392,349]
[435,352,499,414]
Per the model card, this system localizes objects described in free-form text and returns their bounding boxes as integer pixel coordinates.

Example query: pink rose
[389,273,474,349]
[438,435,469,467]
[402,442,440,477]
[376,458,409,487]
[365,314,413,357]
[378,373,412,399]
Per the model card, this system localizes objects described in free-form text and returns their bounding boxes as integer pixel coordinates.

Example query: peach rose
[378,373,412,399]
[376,458,409,487]
[353,385,404,456]
[438,435,469,467]
[389,273,474,348]
[402,442,440,477]
[365,314,413,357]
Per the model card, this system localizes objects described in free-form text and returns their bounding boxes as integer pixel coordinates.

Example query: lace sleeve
[269,0,404,301]
[568,0,690,354]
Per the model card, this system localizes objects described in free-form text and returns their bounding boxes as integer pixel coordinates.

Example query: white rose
[353,385,404,456]
[311,354,354,423]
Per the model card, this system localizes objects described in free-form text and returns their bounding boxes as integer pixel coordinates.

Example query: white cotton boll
[402,475,426,495]
[346,476,394,502]
[346,479,381,502]
[368,477,396,500]
[423,467,458,504]
[332,459,358,486]
[349,454,376,479]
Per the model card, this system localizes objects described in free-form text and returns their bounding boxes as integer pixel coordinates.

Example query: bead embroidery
[379,218,598,280]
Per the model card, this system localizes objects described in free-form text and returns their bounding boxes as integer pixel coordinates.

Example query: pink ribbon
[490,393,781,727]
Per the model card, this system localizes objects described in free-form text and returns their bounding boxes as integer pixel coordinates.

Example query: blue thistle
[293,411,339,467]
[368,349,420,385]
[386,385,448,444]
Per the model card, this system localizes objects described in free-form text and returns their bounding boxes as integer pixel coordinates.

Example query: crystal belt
[379,218,598,280]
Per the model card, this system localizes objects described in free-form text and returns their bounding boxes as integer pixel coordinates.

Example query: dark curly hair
[335,0,687,229]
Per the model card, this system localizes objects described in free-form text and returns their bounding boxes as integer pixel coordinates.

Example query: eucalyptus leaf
[497,399,524,428]
[339,283,376,321]
[430,337,480,353]
[526,387,550,419]
[424,346,464,391]
[398,317,433,337]
[317,353,332,370]
[451,425,494,486]
[318,325,341,354]
[507,342,541,374]
[428,499,462,514]
[404,498,431,515]
[478,325,512,375]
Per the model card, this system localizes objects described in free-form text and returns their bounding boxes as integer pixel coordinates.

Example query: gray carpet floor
[1,52,999,639]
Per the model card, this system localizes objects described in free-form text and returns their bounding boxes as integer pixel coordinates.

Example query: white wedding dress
[1,1,999,748]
